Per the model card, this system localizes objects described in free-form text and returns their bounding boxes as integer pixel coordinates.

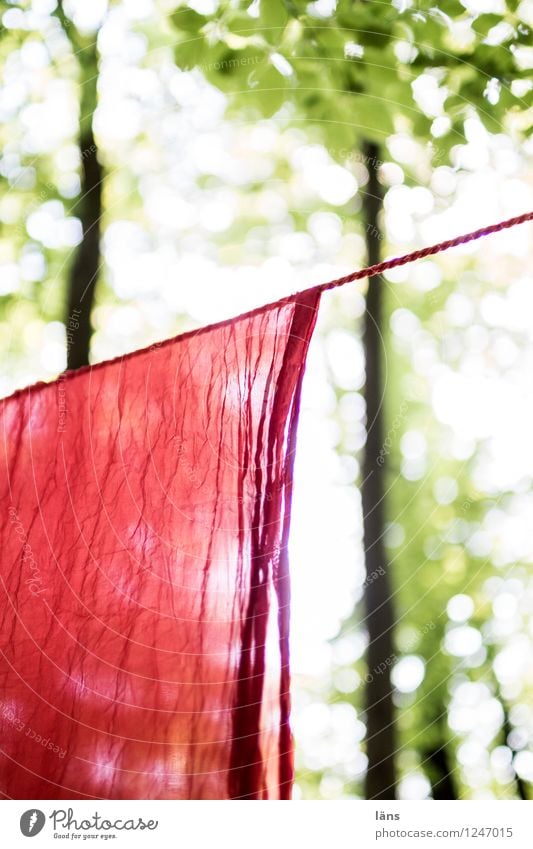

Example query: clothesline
[3,210,533,404]
[307,209,533,297]
[204,209,533,329]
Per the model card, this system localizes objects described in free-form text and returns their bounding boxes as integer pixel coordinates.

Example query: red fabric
[0,292,320,800]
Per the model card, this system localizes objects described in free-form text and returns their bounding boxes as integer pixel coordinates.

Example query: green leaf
[246,60,289,116]
[301,23,343,52]
[174,36,206,71]
[171,7,207,34]
[516,23,532,44]
[474,14,503,37]
[470,43,516,76]
[350,93,395,137]
[477,107,506,134]
[259,0,290,41]
[204,47,268,93]
[437,0,466,15]
[410,110,432,139]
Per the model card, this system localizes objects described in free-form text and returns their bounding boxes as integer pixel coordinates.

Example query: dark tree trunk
[422,721,456,799]
[361,140,397,800]
[65,41,102,371]
[501,696,529,800]
[56,2,102,370]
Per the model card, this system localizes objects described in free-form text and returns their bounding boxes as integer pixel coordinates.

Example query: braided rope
[313,210,533,296]
[3,210,533,404]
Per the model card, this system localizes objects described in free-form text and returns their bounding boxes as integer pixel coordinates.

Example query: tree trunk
[361,140,397,800]
[58,13,102,371]
[501,695,529,800]
[422,719,456,799]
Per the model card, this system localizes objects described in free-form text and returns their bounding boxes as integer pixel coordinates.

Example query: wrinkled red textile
[0,292,320,800]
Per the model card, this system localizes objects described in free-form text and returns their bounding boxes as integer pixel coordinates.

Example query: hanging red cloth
[0,291,320,800]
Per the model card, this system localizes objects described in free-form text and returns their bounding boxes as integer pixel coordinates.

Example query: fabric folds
[0,291,320,800]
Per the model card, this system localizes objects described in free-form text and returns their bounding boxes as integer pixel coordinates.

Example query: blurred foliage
[170,0,532,165]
